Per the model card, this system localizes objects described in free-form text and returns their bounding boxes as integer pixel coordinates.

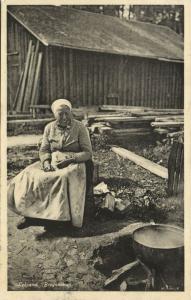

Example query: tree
[129,5,184,36]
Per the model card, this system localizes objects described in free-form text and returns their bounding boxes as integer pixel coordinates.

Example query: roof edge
[8,10,49,46]
[50,42,184,63]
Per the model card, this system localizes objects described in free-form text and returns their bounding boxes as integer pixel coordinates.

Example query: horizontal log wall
[8,15,184,110]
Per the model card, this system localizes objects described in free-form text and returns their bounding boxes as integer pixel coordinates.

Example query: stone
[120,280,128,291]
[64,257,76,267]
[134,188,147,198]
[76,263,89,274]
[101,193,115,212]
[94,182,110,195]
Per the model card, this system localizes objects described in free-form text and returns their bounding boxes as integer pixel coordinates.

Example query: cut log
[98,126,112,134]
[155,116,184,122]
[111,128,152,134]
[167,131,184,138]
[8,114,32,120]
[151,121,184,128]
[99,105,149,112]
[112,146,168,179]
[95,116,154,122]
[7,118,54,128]
[145,108,184,113]
[153,128,169,135]
[104,260,140,287]
[132,110,184,116]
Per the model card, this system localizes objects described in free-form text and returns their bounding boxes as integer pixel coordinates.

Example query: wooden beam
[95,116,155,122]
[99,105,149,112]
[155,116,184,122]
[16,40,33,112]
[13,69,24,110]
[151,121,184,128]
[167,131,184,138]
[8,118,54,125]
[104,260,140,287]
[31,52,43,105]
[112,146,168,179]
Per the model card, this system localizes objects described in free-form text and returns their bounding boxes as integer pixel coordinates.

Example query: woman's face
[54,106,72,127]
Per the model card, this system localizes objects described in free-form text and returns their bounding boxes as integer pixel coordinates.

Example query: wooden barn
[7,5,184,112]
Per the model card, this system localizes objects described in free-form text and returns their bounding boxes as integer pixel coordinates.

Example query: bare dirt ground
[7,138,184,291]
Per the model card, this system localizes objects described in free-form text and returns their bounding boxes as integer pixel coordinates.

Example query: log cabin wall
[47,46,183,109]
[7,14,184,110]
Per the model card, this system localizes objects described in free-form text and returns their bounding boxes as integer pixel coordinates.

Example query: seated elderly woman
[8,99,93,230]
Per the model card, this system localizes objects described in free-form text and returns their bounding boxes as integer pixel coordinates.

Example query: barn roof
[8,5,183,62]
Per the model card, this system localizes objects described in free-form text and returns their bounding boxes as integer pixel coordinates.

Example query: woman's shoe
[16,217,32,229]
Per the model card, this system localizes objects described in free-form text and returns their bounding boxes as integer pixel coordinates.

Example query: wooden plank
[75,52,80,106]
[82,53,87,105]
[95,116,155,122]
[31,52,43,105]
[118,57,123,106]
[151,121,184,128]
[34,71,41,105]
[111,128,152,134]
[145,108,184,113]
[88,53,93,106]
[30,104,50,109]
[16,40,33,112]
[22,45,35,111]
[122,57,127,105]
[167,131,184,138]
[155,116,184,122]
[103,54,108,105]
[73,50,78,106]
[112,146,168,179]
[8,114,32,120]
[8,118,54,125]
[93,53,97,106]
[56,49,62,100]
[69,49,74,101]
[43,47,50,105]
[132,110,184,116]
[99,105,149,112]
[79,52,83,106]
[98,54,102,106]
[29,40,40,96]
[13,69,24,110]
[104,260,140,287]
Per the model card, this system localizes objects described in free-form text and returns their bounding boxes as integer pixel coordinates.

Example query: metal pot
[133,224,184,269]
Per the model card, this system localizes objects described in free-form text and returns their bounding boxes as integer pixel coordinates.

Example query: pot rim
[133,223,184,250]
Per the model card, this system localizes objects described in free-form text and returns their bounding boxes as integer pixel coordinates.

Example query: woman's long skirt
[8,161,86,228]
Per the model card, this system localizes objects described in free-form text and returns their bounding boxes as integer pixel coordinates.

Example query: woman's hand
[43,160,55,172]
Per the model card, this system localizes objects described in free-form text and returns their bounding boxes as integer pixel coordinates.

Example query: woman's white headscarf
[51,99,72,115]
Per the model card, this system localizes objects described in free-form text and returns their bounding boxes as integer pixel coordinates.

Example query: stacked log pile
[87,105,184,139]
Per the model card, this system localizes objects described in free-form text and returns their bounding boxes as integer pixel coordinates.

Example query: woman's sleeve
[74,124,93,163]
[39,124,52,164]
